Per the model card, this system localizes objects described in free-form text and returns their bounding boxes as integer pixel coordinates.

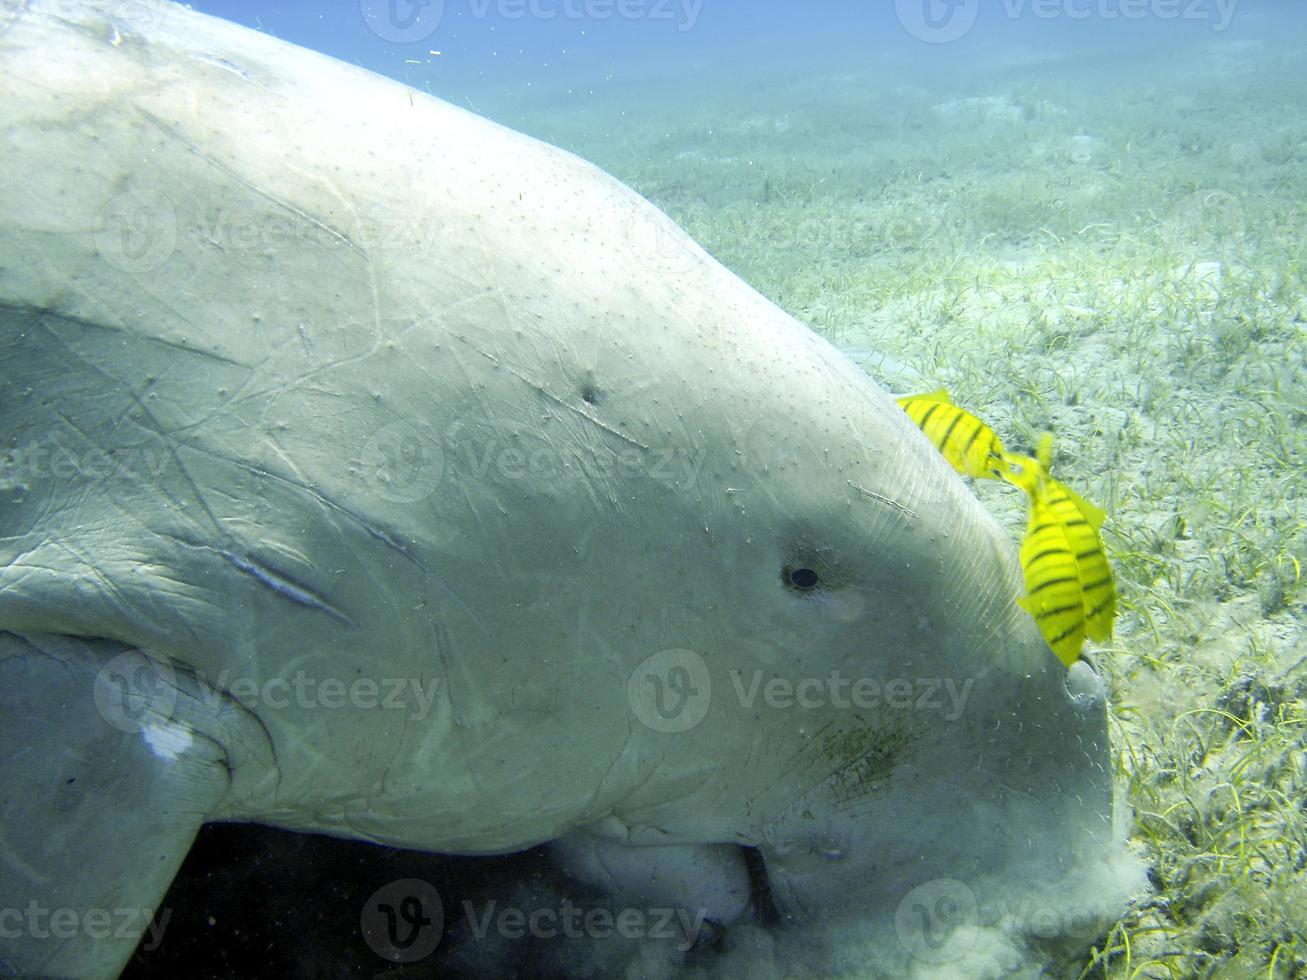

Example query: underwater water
[1,0,1303,978]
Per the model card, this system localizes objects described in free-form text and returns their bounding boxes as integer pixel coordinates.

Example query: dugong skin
[0,2,1117,975]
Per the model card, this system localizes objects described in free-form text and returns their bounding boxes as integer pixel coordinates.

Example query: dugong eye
[785,566,820,591]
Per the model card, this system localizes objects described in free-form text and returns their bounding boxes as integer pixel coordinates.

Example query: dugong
[0,2,1131,976]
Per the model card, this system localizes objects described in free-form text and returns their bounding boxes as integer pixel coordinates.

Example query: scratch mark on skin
[24,307,489,644]
[212,458,490,638]
[38,321,243,550]
[0,302,249,368]
[524,375,649,450]
[183,448,490,638]
[25,308,416,567]
[184,327,379,441]
[56,534,163,628]
[136,107,361,255]
[176,443,492,639]
[194,53,258,85]
[219,550,356,626]
[26,319,372,636]
[848,481,916,521]
[453,334,650,451]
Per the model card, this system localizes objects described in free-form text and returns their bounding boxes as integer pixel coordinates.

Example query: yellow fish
[896,389,1009,480]
[897,390,1119,666]
[1039,475,1115,644]
[1004,435,1116,664]
[1017,489,1087,666]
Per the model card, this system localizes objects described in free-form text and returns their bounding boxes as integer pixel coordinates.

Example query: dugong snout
[709,394,1120,936]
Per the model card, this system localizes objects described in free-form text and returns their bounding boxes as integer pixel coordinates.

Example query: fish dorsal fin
[1061,483,1107,529]
[916,388,952,404]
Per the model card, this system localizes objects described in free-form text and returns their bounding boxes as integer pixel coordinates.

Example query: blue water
[189,0,1301,122]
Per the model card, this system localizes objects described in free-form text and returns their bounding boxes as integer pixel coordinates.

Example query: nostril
[784,567,819,591]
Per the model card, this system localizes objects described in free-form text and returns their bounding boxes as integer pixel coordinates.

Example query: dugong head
[571,273,1122,944]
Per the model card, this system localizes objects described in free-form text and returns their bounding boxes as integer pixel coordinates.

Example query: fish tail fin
[998,450,1043,497]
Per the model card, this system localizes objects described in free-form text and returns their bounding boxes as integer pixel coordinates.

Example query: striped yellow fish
[896,389,1009,480]
[1017,489,1086,666]
[1005,436,1116,664]
[897,392,1118,666]
[1039,475,1115,644]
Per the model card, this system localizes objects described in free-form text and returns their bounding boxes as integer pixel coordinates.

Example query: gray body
[0,3,1120,976]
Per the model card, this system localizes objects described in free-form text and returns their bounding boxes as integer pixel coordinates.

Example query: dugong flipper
[1,2,1134,976]
[0,633,273,976]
